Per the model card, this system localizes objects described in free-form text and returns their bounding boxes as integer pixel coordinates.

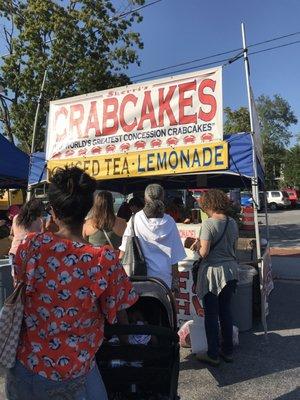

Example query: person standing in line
[191,189,239,366]
[9,198,44,260]
[6,167,137,400]
[83,191,127,250]
[117,200,132,222]
[128,196,144,215]
[119,184,186,292]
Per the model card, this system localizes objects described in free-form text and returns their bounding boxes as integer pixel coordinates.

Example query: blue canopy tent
[0,134,29,188]
[28,152,47,186]
[28,132,264,192]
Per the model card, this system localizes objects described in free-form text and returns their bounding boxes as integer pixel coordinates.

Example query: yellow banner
[47,141,228,181]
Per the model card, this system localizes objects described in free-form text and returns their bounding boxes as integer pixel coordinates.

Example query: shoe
[196,353,220,367]
[220,351,234,363]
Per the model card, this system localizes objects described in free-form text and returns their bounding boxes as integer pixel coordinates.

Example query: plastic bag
[189,317,207,354]
[178,320,193,348]
[232,325,239,346]
[189,317,239,354]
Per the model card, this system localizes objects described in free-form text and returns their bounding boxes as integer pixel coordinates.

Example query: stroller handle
[130,276,178,329]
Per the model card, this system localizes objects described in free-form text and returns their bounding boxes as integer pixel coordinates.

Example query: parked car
[282,188,300,207]
[240,192,253,207]
[266,190,291,210]
[189,188,208,201]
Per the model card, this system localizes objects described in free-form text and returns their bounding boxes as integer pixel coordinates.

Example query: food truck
[42,66,272,332]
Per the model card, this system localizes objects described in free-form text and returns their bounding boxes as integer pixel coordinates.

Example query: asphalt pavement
[259,208,300,249]
[179,280,300,400]
[179,208,300,400]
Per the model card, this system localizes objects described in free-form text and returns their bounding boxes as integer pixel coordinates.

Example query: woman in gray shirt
[192,189,238,366]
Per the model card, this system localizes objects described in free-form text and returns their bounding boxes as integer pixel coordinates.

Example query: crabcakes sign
[46,67,226,179]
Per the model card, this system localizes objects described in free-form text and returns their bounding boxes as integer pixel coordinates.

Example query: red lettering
[102,98,119,136]
[158,86,177,126]
[70,104,84,138]
[85,101,101,137]
[137,91,158,130]
[192,295,204,317]
[55,106,68,141]
[120,94,138,132]
[178,291,189,301]
[179,271,189,279]
[176,300,190,315]
[178,81,197,125]
[198,79,217,121]
[179,279,187,290]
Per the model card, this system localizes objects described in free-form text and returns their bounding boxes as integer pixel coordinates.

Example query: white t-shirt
[120,210,186,288]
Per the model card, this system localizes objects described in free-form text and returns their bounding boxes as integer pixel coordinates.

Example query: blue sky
[126,0,300,144]
[1,0,299,144]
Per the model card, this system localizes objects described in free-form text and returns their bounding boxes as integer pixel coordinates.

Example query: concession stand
[38,65,272,333]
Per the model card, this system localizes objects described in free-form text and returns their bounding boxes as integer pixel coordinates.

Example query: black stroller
[96,277,180,400]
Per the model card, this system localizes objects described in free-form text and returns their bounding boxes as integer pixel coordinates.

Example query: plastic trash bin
[231,265,257,332]
[0,258,14,308]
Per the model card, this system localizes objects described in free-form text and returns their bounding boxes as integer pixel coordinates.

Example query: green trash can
[0,258,14,309]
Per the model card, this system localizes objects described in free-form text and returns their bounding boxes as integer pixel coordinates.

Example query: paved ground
[259,208,300,250]
[179,208,300,400]
[178,280,300,400]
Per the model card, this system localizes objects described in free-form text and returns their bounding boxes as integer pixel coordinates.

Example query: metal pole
[241,22,267,334]
[31,69,47,154]
[27,69,47,201]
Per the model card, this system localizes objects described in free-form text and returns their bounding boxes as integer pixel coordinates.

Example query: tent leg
[252,177,267,334]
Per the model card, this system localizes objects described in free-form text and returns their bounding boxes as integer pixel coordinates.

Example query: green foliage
[0,0,145,152]
[257,95,297,189]
[224,107,250,134]
[256,95,297,147]
[283,145,300,188]
[223,95,297,189]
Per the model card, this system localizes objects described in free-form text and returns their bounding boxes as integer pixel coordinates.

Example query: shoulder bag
[0,235,38,371]
[192,217,229,286]
[122,215,148,277]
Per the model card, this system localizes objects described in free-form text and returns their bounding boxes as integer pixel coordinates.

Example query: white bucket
[189,317,208,355]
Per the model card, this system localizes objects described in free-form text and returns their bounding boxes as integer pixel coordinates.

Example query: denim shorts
[5,360,108,400]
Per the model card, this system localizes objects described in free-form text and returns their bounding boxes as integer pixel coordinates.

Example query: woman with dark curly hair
[192,189,239,366]
[7,167,137,400]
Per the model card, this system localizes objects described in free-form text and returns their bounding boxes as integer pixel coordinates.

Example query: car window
[271,191,280,197]
[282,191,289,198]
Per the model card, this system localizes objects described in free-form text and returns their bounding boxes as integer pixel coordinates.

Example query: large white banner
[46,67,223,162]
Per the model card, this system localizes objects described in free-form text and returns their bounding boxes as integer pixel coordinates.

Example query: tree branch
[0,96,14,144]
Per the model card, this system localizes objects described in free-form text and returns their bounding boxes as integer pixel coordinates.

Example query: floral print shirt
[13,232,137,381]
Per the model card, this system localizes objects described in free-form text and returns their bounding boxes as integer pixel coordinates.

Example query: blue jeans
[203,280,237,359]
[5,360,108,400]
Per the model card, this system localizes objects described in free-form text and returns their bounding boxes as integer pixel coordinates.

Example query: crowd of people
[2,166,239,399]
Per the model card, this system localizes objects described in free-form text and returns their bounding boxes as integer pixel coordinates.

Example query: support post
[27,69,47,201]
[241,22,267,334]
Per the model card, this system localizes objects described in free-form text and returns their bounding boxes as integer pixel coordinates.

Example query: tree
[0,0,145,151]
[224,95,297,189]
[283,144,300,188]
[257,95,298,188]
[224,106,250,134]
[256,95,297,147]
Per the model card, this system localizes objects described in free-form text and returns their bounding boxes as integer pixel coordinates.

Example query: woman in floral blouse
[6,167,137,400]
